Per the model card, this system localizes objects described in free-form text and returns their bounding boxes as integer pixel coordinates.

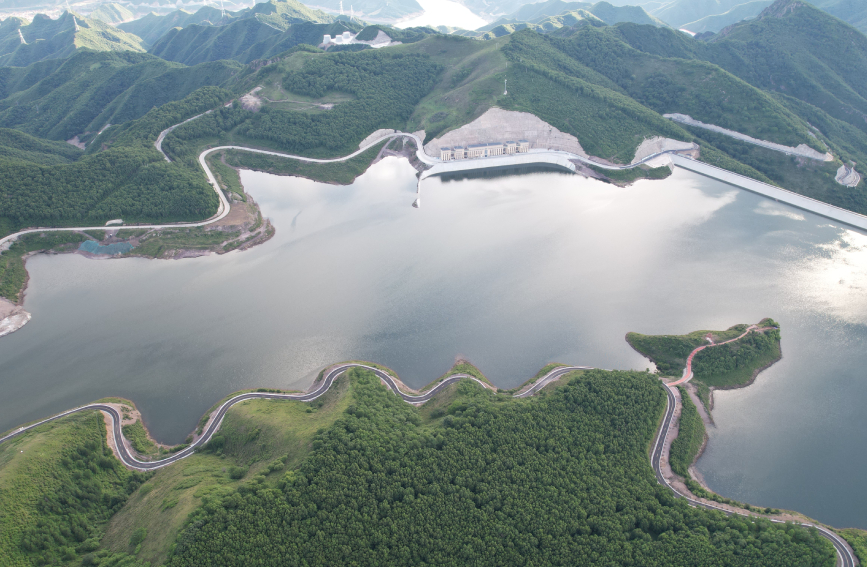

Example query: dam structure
[414,140,867,232]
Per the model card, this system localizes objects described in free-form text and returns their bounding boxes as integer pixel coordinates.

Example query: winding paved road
[0,110,690,250]
[0,362,856,565]
[0,364,586,470]
[0,105,856,562]
[652,324,855,565]
[651,384,855,567]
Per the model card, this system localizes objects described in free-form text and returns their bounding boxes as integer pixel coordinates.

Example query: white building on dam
[439,140,530,161]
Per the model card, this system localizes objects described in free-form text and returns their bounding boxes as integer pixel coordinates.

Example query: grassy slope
[147,12,357,67]
[840,529,867,566]
[101,373,352,565]
[554,24,821,150]
[163,368,835,566]
[401,33,691,163]
[612,9,867,178]
[423,360,496,392]
[0,412,145,567]
[628,321,780,389]
[707,0,867,136]
[88,3,136,25]
[148,19,282,66]
[206,152,245,199]
[117,7,228,48]
[122,422,158,455]
[0,370,835,565]
[401,29,819,167]
[401,36,511,142]
[692,332,782,388]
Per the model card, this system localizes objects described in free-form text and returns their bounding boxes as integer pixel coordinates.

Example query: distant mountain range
[646,0,867,35]
[468,0,664,38]
[0,0,865,236]
[0,10,145,67]
[117,6,233,47]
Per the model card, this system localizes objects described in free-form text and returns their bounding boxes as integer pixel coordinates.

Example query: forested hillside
[484,0,665,30]
[163,368,834,566]
[0,11,145,68]
[162,49,442,158]
[627,320,781,409]
[648,0,867,35]
[299,0,423,22]
[707,0,867,135]
[0,128,82,164]
[148,19,364,66]
[471,0,664,39]
[612,1,867,142]
[1,0,866,238]
[0,87,229,235]
[0,410,149,567]
[0,50,242,142]
[87,3,136,25]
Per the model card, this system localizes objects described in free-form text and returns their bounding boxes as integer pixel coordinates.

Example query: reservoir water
[1,157,865,528]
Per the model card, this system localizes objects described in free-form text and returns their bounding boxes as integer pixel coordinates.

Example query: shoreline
[0,358,858,564]
[651,382,857,565]
[0,297,30,337]
[696,345,784,413]
[0,194,274,335]
[0,359,590,449]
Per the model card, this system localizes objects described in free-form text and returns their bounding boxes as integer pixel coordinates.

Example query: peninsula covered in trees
[626,319,782,410]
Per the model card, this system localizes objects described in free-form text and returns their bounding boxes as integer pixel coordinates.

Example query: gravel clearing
[664,113,833,162]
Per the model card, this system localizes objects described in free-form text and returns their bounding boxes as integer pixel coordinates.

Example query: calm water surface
[1,158,865,527]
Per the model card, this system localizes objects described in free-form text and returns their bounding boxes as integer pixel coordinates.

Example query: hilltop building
[323,31,354,45]
[439,140,529,161]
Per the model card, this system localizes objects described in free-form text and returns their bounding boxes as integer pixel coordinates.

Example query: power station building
[322,31,354,45]
[439,140,529,161]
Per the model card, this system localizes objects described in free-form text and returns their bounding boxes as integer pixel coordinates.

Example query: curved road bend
[0,362,855,564]
[1,117,688,250]
[0,364,581,470]
[0,132,429,249]
[651,383,855,567]
[513,366,594,398]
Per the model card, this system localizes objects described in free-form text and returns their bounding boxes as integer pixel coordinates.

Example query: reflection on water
[0,157,865,527]
[434,163,576,183]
